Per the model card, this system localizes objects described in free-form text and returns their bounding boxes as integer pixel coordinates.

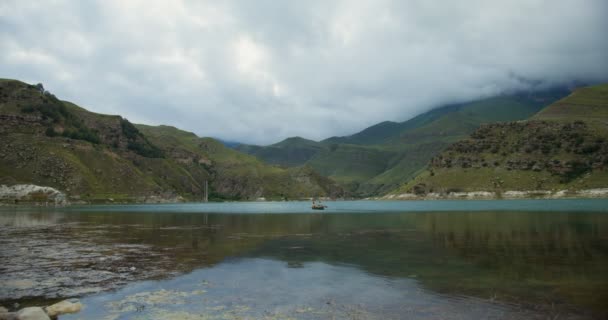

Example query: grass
[534,84,608,121]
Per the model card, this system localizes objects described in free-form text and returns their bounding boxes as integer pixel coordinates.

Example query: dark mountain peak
[273,136,320,147]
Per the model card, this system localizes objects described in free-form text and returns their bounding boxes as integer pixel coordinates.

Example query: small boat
[312,199,327,210]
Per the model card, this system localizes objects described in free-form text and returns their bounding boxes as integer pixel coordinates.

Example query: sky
[1,1,607,144]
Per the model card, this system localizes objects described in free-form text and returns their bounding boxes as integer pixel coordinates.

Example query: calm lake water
[1,200,607,319]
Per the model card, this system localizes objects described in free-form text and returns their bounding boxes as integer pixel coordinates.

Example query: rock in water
[0,313,17,320]
[44,300,82,317]
[16,308,50,320]
[0,306,17,320]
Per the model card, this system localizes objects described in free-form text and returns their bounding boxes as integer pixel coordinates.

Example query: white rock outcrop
[503,190,552,198]
[0,185,67,205]
[385,188,608,200]
[576,188,608,198]
[449,191,495,199]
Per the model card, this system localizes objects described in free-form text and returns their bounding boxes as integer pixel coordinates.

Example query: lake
[1,200,607,319]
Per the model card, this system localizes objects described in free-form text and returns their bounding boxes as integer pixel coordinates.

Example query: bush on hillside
[45,127,56,137]
[120,118,165,158]
[23,99,101,144]
[127,140,164,158]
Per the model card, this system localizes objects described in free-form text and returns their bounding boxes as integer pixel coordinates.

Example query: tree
[35,83,45,93]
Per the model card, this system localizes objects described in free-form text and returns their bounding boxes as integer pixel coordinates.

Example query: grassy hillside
[0,79,343,203]
[392,84,608,196]
[137,125,343,200]
[237,89,569,197]
[533,84,608,121]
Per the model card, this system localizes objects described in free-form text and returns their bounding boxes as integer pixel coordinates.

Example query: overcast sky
[1,1,607,144]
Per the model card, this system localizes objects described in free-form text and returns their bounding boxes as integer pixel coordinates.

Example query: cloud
[1,0,607,144]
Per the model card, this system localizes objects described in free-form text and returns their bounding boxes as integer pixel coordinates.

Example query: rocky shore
[0,300,81,320]
[383,188,608,200]
[0,184,189,205]
[0,185,67,206]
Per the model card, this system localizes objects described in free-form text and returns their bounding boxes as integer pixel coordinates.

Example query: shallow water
[1,200,607,319]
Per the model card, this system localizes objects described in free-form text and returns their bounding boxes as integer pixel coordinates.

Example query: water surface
[1,200,607,319]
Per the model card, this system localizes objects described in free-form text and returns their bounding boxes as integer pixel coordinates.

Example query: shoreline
[382,188,608,200]
[2,183,608,207]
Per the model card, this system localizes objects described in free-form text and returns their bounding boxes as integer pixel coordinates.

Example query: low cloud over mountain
[1,0,607,144]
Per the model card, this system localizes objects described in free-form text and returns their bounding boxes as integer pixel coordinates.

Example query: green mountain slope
[391,84,608,197]
[235,137,324,167]
[0,79,343,203]
[236,89,569,196]
[137,125,343,200]
[533,84,608,121]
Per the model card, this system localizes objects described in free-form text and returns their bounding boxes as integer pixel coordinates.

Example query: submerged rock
[16,308,50,320]
[0,313,17,320]
[0,300,82,320]
[44,300,82,318]
[0,306,16,320]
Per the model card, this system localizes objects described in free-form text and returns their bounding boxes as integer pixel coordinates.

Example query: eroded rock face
[0,185,67,205]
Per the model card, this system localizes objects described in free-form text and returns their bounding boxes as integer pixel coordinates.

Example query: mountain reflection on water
[1,200,607,319]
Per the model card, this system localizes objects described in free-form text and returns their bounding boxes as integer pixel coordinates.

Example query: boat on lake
[312,199,327,210]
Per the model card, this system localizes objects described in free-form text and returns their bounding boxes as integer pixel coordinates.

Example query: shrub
[412,183,427,195]
[578,143,600,154]
[45,127,56,137]
[120,118,164,158]
[62,128,100,144]
[120,119,140,140]
[540,144,552,154]
[127,140,164,158]
[22,100,101,144]
[560,161,591,183]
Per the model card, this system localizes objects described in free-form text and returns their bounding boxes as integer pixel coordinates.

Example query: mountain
[0,79,343,203]
[235,136,324,167]
[389,83,608,198]
[236,89,570,196]
[216,139,243,149]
